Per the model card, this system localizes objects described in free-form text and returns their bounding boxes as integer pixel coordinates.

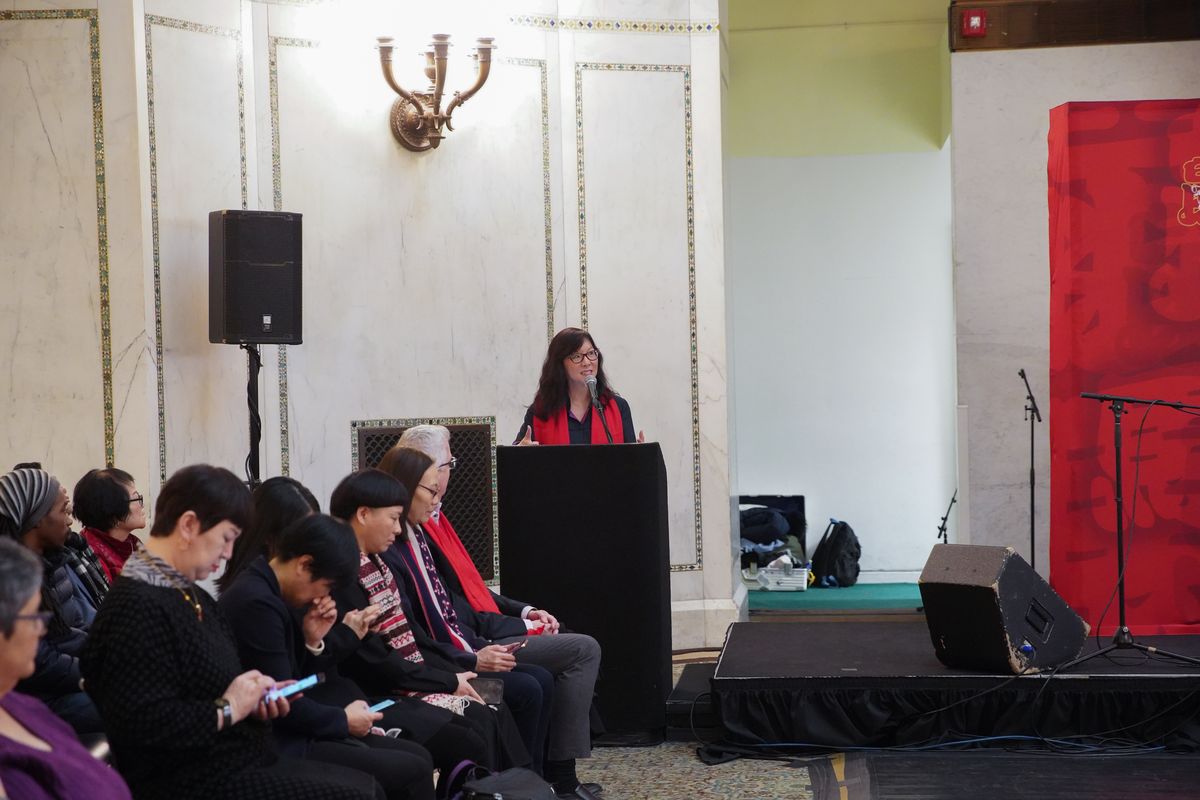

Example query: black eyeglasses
[567,349,599,365]
[129,494,145,507]
[14,611,53,628]
[418,484,441,498]
[439,457,457,471]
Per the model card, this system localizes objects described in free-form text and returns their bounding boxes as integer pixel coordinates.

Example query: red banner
[1049,99,1200,635]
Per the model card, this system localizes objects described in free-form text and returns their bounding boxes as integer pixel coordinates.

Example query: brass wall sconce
[376,33,495,152]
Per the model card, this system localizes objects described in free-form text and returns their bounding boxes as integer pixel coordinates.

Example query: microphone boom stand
[1059,391,1200,671]
[1018,369,1042,571]
[936,490,957,544]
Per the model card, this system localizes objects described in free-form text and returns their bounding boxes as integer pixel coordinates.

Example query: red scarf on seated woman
[532,396,622,445]
[424,512,501,614]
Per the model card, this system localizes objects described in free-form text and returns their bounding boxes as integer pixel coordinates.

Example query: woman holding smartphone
[220,513,435,800]
[80,465,378,800]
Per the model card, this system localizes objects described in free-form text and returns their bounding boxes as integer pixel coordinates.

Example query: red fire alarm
[961,9,988,37]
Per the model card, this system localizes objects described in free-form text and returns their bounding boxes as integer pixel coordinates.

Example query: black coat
[217,557,351,755]
[19,551,90,702]
[383,531,527,646]
[326,559,461,698]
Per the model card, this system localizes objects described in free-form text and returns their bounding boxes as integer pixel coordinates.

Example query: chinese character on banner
[1180,157,1200,227]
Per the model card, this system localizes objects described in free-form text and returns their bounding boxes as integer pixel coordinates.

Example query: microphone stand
[1018,369,1042,571]
[593,394,614,444]
[1058,392,1200,671]
[585,378,615,444]
[936,490,957,544]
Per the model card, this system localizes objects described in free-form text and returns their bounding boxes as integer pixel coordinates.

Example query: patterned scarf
[63,531,111,607]
[395,525,474,652]
[82,526,138,583]
[357,552,466,714]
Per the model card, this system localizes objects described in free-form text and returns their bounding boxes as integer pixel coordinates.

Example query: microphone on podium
[585,375,614,443]
[585,375,602,410]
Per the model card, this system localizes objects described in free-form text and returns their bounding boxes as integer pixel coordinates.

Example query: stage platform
[712,621,1200,751]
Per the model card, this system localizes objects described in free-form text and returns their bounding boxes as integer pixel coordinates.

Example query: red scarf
[82,526,137,582]
[532,396,623,445]
[424,513,500,614]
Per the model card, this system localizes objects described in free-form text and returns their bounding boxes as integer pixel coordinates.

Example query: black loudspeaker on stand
[920,543,1090,674]
[208,209,302,487]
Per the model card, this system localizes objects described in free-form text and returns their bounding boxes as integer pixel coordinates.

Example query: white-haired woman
[0,538,131,799]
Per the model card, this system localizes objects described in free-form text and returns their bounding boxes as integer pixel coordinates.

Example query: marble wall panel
[145,17,249,478]
[0,11,107,482]
[575,64,701,570]
[265,33,551,506]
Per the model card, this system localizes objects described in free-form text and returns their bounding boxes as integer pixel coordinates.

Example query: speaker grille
[352,419,497,582]
[209,209,302,345]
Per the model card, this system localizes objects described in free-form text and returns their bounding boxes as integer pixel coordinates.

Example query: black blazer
[327,555,461,698]
[217,557,351,754]
[386,528,527,645]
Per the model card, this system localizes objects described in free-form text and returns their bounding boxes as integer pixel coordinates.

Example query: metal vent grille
[352,418,497,582]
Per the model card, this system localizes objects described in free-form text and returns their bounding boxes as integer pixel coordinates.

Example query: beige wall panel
[148,20,247,477]
[0,14,106,482]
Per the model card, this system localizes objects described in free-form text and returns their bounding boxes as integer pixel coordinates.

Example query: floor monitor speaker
[209,209,302,344]
[919,544,1090,673]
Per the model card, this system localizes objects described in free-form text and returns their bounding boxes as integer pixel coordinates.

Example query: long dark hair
[375,446,434,537]
[217,477,318,592]
[531,327,614,419]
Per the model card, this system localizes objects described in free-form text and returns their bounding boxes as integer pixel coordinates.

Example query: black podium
[496,443,672,738]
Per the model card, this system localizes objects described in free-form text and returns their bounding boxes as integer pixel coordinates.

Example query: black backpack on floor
[810,518,861,587]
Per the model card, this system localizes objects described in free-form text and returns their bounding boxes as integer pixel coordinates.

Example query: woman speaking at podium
[515,327,642,445]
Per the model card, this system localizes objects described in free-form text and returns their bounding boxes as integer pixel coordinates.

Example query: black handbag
[446,761,556,800]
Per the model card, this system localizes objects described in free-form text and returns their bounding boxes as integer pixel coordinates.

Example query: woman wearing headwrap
[0,468,102,734]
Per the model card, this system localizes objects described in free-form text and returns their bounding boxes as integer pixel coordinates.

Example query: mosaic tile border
[351,416,500,583]
[1,9,114,465]
[268,35,318,476]
[510,15,718,35]
[503,56,555,343]
[574,62,702,572]
[145,14,246,479]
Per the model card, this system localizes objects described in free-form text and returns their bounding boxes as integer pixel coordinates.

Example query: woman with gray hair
[0,538,131,799]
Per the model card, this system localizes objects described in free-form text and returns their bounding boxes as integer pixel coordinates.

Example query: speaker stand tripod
[1059,392,1200,671]
[240,343,262,490]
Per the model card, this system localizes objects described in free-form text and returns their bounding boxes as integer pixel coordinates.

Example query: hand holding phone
[368,699,395,713]
[501,640,527,654]
[265,672,323,702]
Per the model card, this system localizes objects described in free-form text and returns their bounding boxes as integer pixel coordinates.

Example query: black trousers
[308,736,435,800]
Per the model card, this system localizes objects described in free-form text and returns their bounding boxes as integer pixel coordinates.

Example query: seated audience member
[223,475,489,789]
[381,438,602,800]
[375,447,555,775]
[73,468,147,584]
[13,463,107,624]
[220,513,435,800]
[218,476,319,594]
[328,469,529,770]
[80,464,380,800]
[0,467,103,734]
[0,538,131,800]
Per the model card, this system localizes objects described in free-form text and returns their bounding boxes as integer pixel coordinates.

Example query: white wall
[729,146,956,580]
[951,41,1200,573]
[1,0,741,647]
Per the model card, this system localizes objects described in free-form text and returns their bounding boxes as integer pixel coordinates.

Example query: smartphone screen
[265,672,322,702]
[368,699,396,713]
